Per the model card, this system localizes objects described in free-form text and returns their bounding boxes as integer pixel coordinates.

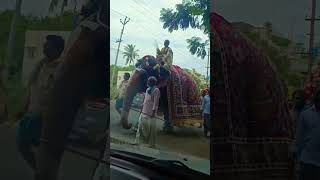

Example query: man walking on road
[16,35,64,171]
[296,89,320,180]
[115,72,130,115]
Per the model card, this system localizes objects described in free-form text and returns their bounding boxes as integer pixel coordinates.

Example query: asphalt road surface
[0,123,100,180]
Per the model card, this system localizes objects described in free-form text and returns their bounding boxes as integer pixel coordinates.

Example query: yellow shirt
[160,47,173,66]
[118,80,129,97]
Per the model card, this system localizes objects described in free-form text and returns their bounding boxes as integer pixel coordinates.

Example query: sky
[213,0,320,47]
[109,0,209,75]
[1,0,320,73]
[0,0,209,75]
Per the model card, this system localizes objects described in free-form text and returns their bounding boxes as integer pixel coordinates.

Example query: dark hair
[124,73,130,80]
[46,35,65,55]
[164,40,170,44]
[147,76,157,86]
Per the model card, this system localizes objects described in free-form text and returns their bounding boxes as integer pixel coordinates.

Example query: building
[22,30,70,87]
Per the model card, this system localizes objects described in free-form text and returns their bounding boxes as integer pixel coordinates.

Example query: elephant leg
[162,108,173,132]
[159,87,173,131]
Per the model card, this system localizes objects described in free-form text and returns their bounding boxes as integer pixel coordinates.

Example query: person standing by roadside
[296,89,320,180]
[291,90,308,130]
[115,72,130,115]
[134,76,160,148]
[16,35,64,171]
[202,88,210,137]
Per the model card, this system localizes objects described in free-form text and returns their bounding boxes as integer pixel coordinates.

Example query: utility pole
[111,16,130,86]
[3,0,22,84]
[206,47,210,85]
[306,0,319,77]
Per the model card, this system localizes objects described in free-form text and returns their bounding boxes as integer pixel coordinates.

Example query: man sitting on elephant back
[157,40,173,71]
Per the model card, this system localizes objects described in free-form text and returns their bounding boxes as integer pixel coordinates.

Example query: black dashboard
[109,150,210,180]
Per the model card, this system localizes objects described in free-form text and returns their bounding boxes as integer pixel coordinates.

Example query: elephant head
[120,55,169,129]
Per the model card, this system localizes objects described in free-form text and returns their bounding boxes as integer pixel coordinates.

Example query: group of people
[290,87,320,180]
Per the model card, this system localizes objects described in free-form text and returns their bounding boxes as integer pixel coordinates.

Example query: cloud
[110,0,209,75]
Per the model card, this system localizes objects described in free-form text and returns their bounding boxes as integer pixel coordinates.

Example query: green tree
[184,68,206,91]
[186,37,208,59]
[122,44,139,66]
[160,0,209,59]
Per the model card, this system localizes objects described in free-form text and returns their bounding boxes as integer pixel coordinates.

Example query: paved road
[0,123,99,180]
[110,102,210,159]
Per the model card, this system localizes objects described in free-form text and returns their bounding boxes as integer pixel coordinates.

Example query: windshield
[110,0,210,175]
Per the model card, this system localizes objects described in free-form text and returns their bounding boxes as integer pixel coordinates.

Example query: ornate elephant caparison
[120,55,204,131]
[211,13,295,179]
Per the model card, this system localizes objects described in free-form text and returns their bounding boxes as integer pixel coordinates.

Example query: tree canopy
[160,0,210,60]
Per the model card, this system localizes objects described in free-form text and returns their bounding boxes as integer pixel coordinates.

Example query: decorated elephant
[120,55,203,131]
[211,13,295,179]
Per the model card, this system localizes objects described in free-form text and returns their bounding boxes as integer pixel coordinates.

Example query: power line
[110,8,127,18]
[128,0,189,41]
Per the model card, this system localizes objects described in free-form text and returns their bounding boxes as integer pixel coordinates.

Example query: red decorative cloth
[167,65,203,126]
[211,13,295,179]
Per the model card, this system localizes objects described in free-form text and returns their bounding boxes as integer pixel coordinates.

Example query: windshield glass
[110,0,210,175]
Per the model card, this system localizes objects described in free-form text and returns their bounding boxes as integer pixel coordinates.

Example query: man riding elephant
[156,40,173,71]
[35,0,107,179]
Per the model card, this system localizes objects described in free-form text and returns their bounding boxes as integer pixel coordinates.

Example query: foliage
[122,44,139,65]
[160,0,209,59]
[270,35,291,48]
[183,68,206,91]
[186,37,208,59]
[160,0,209,34]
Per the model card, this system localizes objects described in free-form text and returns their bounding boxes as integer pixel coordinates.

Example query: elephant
[211,13,295,179]
[120,55,203,131]
[34,1,108,179]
